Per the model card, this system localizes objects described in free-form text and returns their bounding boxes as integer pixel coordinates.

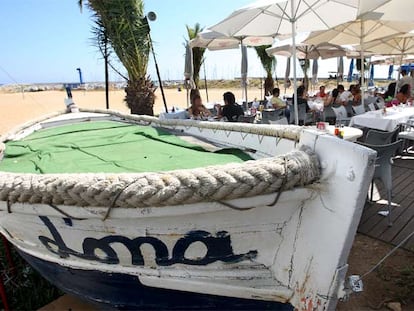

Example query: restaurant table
[159,110,189,120]
[349,106,414,132]
[309,125,363,142]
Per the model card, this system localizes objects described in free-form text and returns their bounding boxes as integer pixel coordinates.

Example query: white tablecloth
[349,106,414,131]
[309,125,363,142]
[159,110,189,120]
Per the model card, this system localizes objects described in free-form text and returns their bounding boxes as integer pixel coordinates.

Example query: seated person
[216,91,244,122]
[350,85,361,106]
[383,82,396,101]
[271,88,286,109]
[293,85,310,111]
[397,84,411,103]
[324,88,340,107]
[187,95,211,119]
[292,85,311,125]
[251,98,260,109]
[337,84,353,104]
[387,84,411,106]
[315,85,327,98]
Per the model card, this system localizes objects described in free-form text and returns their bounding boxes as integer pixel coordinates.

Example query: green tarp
[0,121,252,174]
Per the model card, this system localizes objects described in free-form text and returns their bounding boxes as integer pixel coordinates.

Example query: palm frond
[81,0,155,115]
[254,45,275,78]
[86,0,150,81]
[185,23,206,89]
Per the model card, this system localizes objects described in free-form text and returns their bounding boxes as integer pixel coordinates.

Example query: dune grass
[0,238,62,310]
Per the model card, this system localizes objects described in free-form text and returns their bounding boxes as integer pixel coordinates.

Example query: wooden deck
[358,153,414,252]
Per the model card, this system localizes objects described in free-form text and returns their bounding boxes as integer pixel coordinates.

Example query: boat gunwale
[0,110,320,209]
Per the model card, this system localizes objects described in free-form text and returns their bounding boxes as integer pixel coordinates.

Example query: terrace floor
[358,152,414,252]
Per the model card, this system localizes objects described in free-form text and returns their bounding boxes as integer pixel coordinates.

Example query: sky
[0,0,392,85]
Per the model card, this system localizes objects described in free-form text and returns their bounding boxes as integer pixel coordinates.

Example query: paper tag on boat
[348,275,363,292]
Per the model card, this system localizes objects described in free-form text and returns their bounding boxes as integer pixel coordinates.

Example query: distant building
[63,83,82,89]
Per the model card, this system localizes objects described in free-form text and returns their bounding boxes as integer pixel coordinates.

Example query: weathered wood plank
[391,216,414,251]
[358,157,414,251]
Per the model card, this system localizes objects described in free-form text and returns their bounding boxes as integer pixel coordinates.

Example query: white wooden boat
[0,109,375,310]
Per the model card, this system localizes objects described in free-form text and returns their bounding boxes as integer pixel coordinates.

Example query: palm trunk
[264,75,274,98]
[125,77,156,116]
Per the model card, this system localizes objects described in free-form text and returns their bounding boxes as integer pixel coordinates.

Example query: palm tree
[185,23,206,89]
[78,0,156,115]
[254,45,276,98]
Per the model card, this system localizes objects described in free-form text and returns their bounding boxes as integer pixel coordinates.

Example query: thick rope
[0,110,319,209]
[0,143,4,158]
[1,109,303,144]
[0,147,319,208]
[78,108,303,142]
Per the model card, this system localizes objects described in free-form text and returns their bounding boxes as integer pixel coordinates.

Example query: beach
[0,78,364,136]
[0,87,266,136]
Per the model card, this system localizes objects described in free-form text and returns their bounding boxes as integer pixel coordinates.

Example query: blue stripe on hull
[18,250,293,310]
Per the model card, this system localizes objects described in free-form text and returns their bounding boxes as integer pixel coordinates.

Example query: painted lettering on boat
[38,216,257,266]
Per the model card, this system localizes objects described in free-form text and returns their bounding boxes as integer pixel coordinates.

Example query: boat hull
[0,111,377,310]
[19,250,292,310]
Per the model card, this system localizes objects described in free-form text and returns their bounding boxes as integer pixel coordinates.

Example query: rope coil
[0,109,319,209]
[0,148,319,209]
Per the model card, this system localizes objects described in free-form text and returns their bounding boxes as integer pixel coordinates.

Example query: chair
[290,104,313,125]
[368,103,377,111]
[365,127,400,145]
[344,101,354,117]
[237,114,256,123]
[332,105,351,125]
[398,119,414,152]
[376,97,385,109]
[159,110,189,120]
[322,105,336,124]
[364,96,378,111]
[261,109,284,124]
[352,104,366,115]
[269,117,288,125]
[299,104,314,125]
[357,140,403,226]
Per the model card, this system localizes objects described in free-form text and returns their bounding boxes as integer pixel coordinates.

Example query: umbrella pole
[203,62,209,102]
[337,57,339,87]
[360,20,365,108]
[291,0,299,125]
[240,44,248,109]
[186,83,190,108]
[395,54,404,97]
[149,33,168,113]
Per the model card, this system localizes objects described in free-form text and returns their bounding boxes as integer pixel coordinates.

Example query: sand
[0,87,266,136]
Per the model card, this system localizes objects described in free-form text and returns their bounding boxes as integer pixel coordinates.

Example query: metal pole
[360,20,365,108]
[149,33,168,113]
[76,68,83,84]
[104,34,109,110]
[291,0,299,125]
[203,62,209,102]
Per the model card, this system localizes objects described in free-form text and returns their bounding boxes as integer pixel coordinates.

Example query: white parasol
[190,29,274,104]
[266,42,348,60]
[304,19,414,105]
[209,0,388,124]
[356,33,414,94]
[184,43,195,107]
[189,29,273,51]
